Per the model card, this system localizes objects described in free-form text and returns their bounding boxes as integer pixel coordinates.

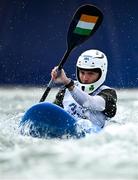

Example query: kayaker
[51,49,117,132]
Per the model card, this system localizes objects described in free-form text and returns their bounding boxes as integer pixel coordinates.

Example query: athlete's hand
[51,66,70,85]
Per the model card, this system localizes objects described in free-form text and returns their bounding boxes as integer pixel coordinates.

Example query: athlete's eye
[79,71,84,75]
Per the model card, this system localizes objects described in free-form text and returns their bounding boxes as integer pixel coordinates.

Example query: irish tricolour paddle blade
[67,4,103,50]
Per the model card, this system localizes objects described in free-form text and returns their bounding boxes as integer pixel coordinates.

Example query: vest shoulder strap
[98,88,117,118]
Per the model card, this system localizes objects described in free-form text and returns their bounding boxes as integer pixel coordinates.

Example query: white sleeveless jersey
[63,83,111,128]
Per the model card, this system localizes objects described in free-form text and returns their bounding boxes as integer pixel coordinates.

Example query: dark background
[0,0,138,88]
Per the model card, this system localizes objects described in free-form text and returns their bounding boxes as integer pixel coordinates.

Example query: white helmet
[76,49,108,94]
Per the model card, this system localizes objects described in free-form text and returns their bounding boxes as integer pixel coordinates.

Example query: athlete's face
[79,70,100,84]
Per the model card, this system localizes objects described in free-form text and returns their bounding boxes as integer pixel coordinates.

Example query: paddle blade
[67,4,103,49]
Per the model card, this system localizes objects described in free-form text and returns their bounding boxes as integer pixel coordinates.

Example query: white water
[0,87,138,180]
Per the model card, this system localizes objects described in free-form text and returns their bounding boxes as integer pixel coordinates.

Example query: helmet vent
[81,86,85,91]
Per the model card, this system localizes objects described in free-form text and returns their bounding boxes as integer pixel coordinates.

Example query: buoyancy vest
[54,83,117,128]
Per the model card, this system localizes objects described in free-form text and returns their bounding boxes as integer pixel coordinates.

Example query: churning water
[0,87,138,180]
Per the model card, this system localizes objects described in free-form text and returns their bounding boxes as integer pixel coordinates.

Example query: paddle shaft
[39,47,73,102]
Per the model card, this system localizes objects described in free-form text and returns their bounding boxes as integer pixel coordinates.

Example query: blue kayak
[19,102,101,139]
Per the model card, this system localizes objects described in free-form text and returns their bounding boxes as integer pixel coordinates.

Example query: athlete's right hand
[51,66,70,85]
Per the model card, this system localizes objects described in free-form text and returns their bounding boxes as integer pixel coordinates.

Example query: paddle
[39,4,103,102]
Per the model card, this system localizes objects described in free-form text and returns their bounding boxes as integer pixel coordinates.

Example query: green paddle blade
[67,4,103,50]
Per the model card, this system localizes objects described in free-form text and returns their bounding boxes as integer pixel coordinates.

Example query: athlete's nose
[83,74,89,83]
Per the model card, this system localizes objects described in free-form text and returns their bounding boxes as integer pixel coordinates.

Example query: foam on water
[0,87,138,180]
